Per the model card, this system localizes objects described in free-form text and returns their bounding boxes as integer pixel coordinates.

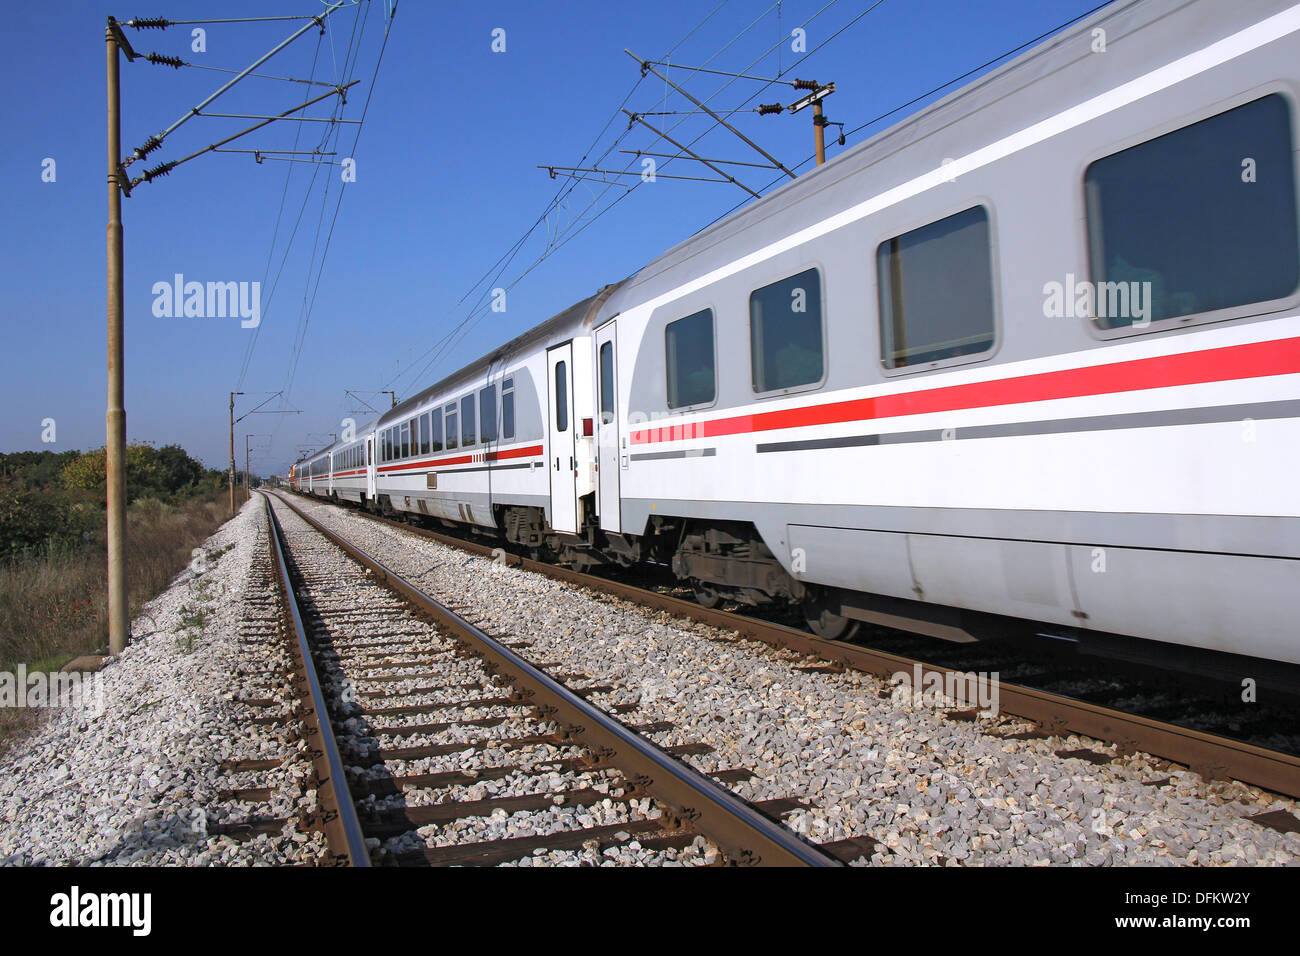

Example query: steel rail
[268,492,839,866]
[261,494,371,866]
[279,492,1300,801]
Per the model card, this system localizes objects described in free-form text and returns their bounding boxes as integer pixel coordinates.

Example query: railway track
[258,492,852,866]
[279,491,1300,807]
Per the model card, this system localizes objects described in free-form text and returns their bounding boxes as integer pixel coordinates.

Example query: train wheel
[803,590,860,641]
[692,581,722,609]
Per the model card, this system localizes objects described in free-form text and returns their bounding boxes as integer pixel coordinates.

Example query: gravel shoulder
[0,498,325,866]
[285,493,1300,866]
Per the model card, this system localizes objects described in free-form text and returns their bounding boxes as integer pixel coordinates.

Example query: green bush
[0,478,98,561]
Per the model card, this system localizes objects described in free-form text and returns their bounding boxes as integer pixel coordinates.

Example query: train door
[365,434,376,502]
[594,320,620,532]
[547,342,578,534]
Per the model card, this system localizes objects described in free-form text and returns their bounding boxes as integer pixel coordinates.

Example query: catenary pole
[106,18,128,656]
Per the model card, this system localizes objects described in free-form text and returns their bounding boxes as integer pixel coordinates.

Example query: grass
[0,490,234,749]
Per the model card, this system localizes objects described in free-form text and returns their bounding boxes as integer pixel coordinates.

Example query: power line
[385,2,824,395]
[382,1,760,397]
[283,0,398,401]
[703,0,1117,229]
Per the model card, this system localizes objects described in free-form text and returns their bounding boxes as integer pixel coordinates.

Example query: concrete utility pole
[787,81,837,168]
[229,391,243,514]
[102,4,360,653]
[230,391,298,514]
[244,434,262,502]
[106,18,130,656]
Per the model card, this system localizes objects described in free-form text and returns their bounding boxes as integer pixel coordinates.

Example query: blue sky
[1,0,1104,475]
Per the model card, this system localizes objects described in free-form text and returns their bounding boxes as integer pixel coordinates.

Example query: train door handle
[554,457,560,471]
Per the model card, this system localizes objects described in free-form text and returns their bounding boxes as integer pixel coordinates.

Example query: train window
[445,405,458,450]
[461,395,476,446]
[422,413,432,455]
[502,377,515,441]
[599,342,616,422]
[1085,93,1299,329]
[877,206,995,369]
[750,269,823,392]
[431,408,443,452]
[665,309,715,408]
[382,431,389,462]
[480,386,498,443]
[411,417,421,458]
[400,422,410,459]
[555,362,569,431]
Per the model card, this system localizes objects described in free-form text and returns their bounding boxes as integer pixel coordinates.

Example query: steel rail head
[260,493,371,867]
[269,492,840,867]
[291,493,1300,803]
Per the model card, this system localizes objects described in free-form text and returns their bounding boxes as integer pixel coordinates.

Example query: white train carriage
[367,290,617,547]
[328,437,371,505]
[293,0,1300,669]
[586,0,1300,665]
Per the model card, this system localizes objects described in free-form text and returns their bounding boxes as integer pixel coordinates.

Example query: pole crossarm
[625,48,797,181]
[127,15,329,28]
[637,59,821,89]
[120,0,350,170]
[128,81,358,189]
[623,110,764,197]
[618,149,775,170]
[345,390,381,415]
[538,165,732,186]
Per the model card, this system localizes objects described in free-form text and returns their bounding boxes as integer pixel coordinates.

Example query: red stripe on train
[630,335,1300,445]
[377,443,545,474]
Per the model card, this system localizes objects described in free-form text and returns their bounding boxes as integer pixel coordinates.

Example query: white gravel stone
[0,498,327,866]
[283,493,1300,866]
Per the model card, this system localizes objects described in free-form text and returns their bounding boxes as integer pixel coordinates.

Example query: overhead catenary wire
[396,0,859,386]
[282,1,397,403]
[235,30,330,392]
[279,0,375,399]
[385,1,818,396]
[382,0,758,397]
[123,0,352,167]
[702,0,1117,230]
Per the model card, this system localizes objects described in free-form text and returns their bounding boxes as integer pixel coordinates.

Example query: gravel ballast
[0,499,326,866]
[282,493,1300,866]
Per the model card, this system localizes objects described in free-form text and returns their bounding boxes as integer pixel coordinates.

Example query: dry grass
[0,491,233,748]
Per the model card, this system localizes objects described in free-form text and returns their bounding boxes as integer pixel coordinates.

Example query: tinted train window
[502,377,515,441]
[665,309,714,408]
[877,206,995,369]
[461,395,476,446]
[445,405,458,450]
[1085,94,1299,329]
[555,362,569,432]
[480,386,498,443]
[599,342,616,422]
[400,422,410,459]
[411,417,422,457]
[431,410,443,452]
[750,269,823,392]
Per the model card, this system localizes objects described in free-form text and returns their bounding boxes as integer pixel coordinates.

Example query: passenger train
[292,0,1300,669]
